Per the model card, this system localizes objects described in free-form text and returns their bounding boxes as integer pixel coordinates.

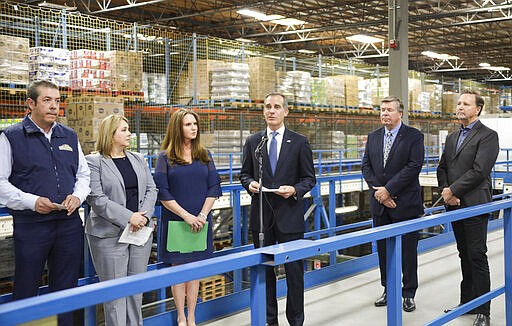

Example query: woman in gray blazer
[86,115,157,326]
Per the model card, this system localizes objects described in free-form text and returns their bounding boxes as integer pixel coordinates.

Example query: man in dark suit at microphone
[240,92,316,326]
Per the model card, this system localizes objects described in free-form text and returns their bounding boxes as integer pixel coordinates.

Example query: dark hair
[161,108,210,165]
[27,80,59,102]
[265,92,288,110]
[381,95,404,112]
[462,90,484,116]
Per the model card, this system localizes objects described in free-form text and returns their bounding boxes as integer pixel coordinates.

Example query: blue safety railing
[146,146,441,184]
[0,195,511,326]
[0,147,511,325]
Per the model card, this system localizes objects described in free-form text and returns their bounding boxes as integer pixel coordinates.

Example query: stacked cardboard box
[0,34,29,85]
[185,59,224,100]
[143,73,167,104]
[358,79,372,108]
[277,70,311,103]
[247,57,276,101]
[426,84,443,114]
[325,76,345,107]
[344,75,359,107]
[29,47,70,87]
[369,78,389,107]
[109,51,143,92]
[66,96,124,154]
[409,78,423,111]
[208,130,250,166]
[442,92,460,115]
[210,62,250,100]
[70,50,111,90]
[345,134,366,159]
[311,78,328,106]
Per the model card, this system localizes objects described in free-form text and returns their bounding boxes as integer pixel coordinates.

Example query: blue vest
[4,116,79,222]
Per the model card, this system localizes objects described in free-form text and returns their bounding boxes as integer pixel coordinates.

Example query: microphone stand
[255,136,267,248]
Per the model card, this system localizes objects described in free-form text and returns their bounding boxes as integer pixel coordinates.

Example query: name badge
[59,144,73,152]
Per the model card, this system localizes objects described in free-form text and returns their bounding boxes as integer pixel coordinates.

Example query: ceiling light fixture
[271,18,306,26]
[38,1,76,11]
[346,34,383,44]
[237,9,306,26]
[479,62,491,67]
[486,66,510,71]
[421,51,459,60]
[236,9,283,21]
[298,49,316,54]
[235,38,256,43]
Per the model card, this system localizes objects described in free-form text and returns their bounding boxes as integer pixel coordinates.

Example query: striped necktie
[383,131,392,166]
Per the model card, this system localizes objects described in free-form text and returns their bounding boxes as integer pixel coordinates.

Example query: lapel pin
[286,139,291,143]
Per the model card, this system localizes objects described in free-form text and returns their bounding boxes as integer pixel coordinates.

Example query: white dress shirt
[267,125,286,161]
[0,117,90,211]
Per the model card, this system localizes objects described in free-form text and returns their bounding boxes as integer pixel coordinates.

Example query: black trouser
[451,214,491,315]
[252,227,304,326]
[373,210,419,299]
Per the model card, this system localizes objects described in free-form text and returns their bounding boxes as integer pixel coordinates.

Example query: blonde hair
[95,115,129,157]
[161,108,210,165]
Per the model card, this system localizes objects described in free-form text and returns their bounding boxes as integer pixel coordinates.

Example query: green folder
[167,221,208,253]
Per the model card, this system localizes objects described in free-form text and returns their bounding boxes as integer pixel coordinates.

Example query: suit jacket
[437,120,499,208]
[85,151,158,238]
[362,123,425,219]
[240,128,316,234]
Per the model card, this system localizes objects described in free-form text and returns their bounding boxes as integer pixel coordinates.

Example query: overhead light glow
[38,1,76,10]
[235,38,256,43]
[487,66,510,71]
[479,62,491,67]
[346,34,383,44]
[421,51,459,60]
[237,9,306,25]
[270,18,306,26]
[298,49,316,54]
[237,9,283,21]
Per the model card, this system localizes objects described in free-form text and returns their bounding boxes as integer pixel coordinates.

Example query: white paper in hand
[261,186,280,192]
[118,225,153,246]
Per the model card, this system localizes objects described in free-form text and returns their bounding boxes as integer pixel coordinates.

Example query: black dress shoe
[374,292,387,307]
[402,297,416,312]
[444,305,478,315]
[473,314,490,326]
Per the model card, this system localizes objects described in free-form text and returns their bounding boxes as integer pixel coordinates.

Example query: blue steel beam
[0,199,510,325]
[0,250,265,325]
[505,207,512,326]
[262,199,512,265]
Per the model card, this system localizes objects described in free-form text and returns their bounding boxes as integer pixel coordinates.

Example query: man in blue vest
[0,80,90,325]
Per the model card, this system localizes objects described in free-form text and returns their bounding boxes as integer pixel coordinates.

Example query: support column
[388,0,409,123]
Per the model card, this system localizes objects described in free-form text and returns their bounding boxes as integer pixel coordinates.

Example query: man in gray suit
[437,91,499,326]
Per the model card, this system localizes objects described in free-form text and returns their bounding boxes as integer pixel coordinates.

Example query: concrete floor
[203,230,506,326]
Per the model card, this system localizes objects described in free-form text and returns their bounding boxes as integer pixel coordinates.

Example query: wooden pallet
[199,275,226,301]
[213,238,232,250]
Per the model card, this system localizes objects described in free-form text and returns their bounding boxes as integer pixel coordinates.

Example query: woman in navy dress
[154,108,221,326]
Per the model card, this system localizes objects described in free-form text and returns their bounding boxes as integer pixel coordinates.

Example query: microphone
[255,134,268,156]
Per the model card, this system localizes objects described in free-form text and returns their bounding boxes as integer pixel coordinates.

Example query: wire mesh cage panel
[0,2,458,159]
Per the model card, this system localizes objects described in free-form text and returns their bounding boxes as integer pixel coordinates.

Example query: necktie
[269,131,278,174]
[383,131,393,166]
[456,127,470,150]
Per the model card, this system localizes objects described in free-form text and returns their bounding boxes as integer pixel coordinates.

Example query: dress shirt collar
[385,121,402,138]
[27,114,57,141]
[267,125,286,138]
[461,119,478,131]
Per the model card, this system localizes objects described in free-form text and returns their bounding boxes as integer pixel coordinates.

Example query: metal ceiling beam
[90,0,165,14]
